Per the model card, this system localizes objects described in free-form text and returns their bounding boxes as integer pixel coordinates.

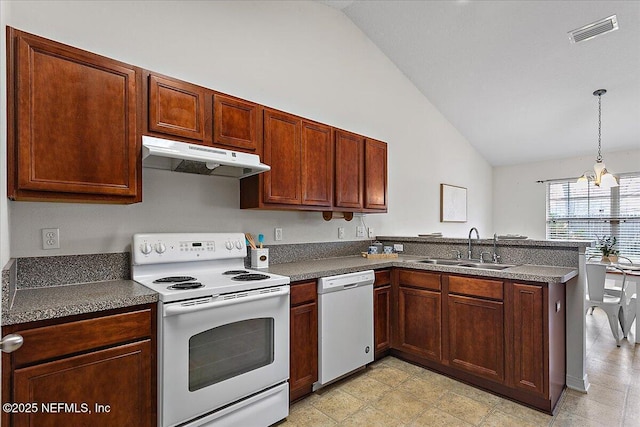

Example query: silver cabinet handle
[0,334,24,353]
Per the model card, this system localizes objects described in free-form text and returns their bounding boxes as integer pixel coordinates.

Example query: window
[546,172,640,263]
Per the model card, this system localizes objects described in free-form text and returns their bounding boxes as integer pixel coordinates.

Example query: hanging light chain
[596,92,602,162]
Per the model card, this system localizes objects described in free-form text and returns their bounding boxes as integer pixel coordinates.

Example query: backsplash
[3,237,586,309]
[6,241,369,292]
[258,241,372,265]
[378,238,585,268]
[15,253,130,289]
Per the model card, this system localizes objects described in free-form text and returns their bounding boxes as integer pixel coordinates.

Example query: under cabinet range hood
[141,135,270,178]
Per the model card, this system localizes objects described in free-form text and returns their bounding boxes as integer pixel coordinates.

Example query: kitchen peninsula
[267,236,589,414]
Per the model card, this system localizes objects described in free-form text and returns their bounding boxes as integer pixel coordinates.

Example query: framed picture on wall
[440,184,467,222]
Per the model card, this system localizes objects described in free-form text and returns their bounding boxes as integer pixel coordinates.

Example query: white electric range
[132,233,290,427]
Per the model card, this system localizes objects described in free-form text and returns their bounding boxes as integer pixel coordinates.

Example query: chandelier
[577,89,618,188]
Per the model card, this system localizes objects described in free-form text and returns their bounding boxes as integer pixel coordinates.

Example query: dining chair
[585,262,631,346]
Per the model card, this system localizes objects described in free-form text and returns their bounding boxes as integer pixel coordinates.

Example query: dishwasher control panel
[317,270,375,293]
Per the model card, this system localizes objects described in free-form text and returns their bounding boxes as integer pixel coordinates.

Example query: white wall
[493,149,640,239]
[4,1,492,258]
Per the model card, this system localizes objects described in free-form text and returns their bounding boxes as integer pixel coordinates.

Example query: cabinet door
[334,130,363,209]
[12,340,153,427]
[512,283,545,396]
[448,294,504,383]
[396,287,442,362]
[213,94,258,152]
[301,121,333,207]
[364,138,387,210]
[374,285,391,358]
[263,110,302,205]
[290,302,318,402]
[9,28,140,202]
[148,74,205,141]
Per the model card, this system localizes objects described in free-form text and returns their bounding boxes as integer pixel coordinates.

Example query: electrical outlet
[338,227,345,239]
[274,228,283,241]
[42,228,60,250]
[356,226,365,237]
[393,244,404,252]
[368,227,375,238]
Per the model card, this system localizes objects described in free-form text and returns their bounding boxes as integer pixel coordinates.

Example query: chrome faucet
[468,227,479,260]
[492,233,501,263]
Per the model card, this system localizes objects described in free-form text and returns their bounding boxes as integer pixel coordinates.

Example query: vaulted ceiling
[321,1,640,166]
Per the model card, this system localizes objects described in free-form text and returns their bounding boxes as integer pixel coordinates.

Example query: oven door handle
[163,287,290,317]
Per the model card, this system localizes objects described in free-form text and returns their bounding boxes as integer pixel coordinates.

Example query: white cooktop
[131,233,289,302]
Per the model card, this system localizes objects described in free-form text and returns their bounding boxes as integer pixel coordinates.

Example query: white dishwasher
[315,270,374,390]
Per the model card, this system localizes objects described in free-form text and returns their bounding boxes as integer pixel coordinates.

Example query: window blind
[546,172,640,263]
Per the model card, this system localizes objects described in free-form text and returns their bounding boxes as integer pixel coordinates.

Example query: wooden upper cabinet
[364,138,387,211]
[263,109,302,205]
[7,27,141,203]
[301,121,333,207]
[334,130,364,209]
[148,74,205,141]
[213,94,258,152]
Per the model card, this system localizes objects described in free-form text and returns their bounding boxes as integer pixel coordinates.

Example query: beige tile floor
[283,309,638,426]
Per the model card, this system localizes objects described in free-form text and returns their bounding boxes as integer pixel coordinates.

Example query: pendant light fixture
[577,89,619,188]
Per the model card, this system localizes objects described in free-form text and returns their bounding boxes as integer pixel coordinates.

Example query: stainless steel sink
[457,262,516,270]
[415,259,464,266]
[401,258,516,270]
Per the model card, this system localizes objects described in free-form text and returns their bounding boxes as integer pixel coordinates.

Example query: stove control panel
[132,233,247,265]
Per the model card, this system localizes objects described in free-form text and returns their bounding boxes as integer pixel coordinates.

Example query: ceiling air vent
[568,15,619,43]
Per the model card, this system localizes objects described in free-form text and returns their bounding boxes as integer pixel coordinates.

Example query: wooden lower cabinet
[393,270,442,362]
[390,271,565,414]
[2,305,156,427]
[512,283,545,395]
[397,287,442,362]
[447,294,504,383]
[373,270,391,359]
[289,281,318,402]
[13,341,151,427]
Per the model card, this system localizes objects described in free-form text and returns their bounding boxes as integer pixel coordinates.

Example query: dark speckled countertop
[266,255,578,284]
[2,280,158,326]
[2,250,577,326]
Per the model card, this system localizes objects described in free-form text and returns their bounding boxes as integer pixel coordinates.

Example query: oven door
[160,286,289,427]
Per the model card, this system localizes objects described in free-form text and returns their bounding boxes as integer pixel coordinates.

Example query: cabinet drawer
[398,269,441,291]
[13,308,152,367]
[374,269,391,287]
[291,281,317,306]
[448,276,503,300]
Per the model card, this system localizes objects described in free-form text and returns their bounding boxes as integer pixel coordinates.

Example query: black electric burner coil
[168,282,203,290]
[154,276,196,283]
[231,273,271,281]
